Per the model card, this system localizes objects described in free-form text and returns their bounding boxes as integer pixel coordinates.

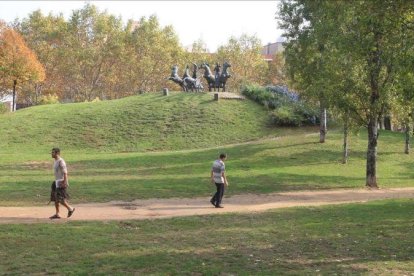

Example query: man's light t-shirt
[54,157,68,188]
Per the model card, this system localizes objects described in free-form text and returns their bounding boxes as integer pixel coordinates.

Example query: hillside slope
[0,92,276,153]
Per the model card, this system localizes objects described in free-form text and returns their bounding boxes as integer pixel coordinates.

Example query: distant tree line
[0,3,284,105]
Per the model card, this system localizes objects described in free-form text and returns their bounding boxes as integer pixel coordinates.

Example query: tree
[15,10,68,104]
[330,0,413,187]
[124,15,184,93]
[278,1,335,143]
[393,71,414,154]
[279,0,414,187]
[14,4,186,100]
[216,34,268,91]
[64,4,126,101]
[184,38,215,71]
[0,21,45,110]
[267,52,286,85]
[392,15,414,155]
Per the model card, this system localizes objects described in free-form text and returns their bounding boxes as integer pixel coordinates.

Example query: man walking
[49,148,75,219]
[210,153,228,208]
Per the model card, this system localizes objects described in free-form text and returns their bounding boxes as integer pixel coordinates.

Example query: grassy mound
[0,92,275,153]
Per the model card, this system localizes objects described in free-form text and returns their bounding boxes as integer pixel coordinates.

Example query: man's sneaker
[67,208,75,218]
[210,199,216,207]
[49,214,61,219]
[215,205,224,208]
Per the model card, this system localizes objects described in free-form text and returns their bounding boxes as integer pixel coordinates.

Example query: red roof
[263,54,273,61]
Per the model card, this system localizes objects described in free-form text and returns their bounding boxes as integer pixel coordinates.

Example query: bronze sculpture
[168,65,187,92]
[200,61,231,92]
[168,64,203,92]
[168,61,231,92]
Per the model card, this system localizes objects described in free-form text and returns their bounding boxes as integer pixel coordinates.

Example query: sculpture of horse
[200,62,231,92]
[182,64,204,92]
[168,64,203,92]
[182,65,191,79]
[168,65,187,92]
[200,63,217,92]
[218,61,231,92]
[182,65,196,92]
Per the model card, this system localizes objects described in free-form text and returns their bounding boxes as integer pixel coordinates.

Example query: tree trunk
[12,79,17,111]
[342,116,349,164]
[319,106,327,143]
[379,116,385,130]
[405,123,410,154]
[366,117,379,188]
[34,83,42,105]
[384,115,392,130]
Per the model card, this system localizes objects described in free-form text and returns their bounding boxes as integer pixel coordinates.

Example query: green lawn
[2,92,412,206]
[0,128,413,206]
[1,93,414,275]
[0,92,275,154]
[1,199,413,274]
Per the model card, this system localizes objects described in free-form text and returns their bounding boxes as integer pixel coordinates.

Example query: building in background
[262,40,284,62]
[0,94,14,112]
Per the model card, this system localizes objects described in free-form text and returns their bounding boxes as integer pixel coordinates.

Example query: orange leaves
[0,22,45,86]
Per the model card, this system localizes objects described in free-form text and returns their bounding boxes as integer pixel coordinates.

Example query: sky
[0,1,283,52]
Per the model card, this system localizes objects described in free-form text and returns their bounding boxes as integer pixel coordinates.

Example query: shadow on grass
[1,200,414,274]
[0,170,364,205]
[1,136,412,204]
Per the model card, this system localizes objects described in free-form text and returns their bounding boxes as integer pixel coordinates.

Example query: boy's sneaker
[210,199,216,207]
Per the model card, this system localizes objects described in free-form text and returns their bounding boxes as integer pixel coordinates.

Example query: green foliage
[278,0,414,186]
[216,34,269,91]
[0,104,8,114]
[241,84,275,106]
[125,15,184,94]
[271,105,302,126]
[83,96,101,103]
[38,93,59,105]
[242,84,318,126]
[183,38,213,68]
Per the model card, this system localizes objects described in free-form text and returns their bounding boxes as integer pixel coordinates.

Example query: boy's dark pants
[211,183,224,206]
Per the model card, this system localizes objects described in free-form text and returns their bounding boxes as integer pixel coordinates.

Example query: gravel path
[1,187,414,224]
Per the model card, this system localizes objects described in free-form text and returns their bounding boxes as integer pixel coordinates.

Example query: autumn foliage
[0,21,45,90]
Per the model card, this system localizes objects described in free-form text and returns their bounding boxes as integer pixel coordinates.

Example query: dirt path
[1,187,414,224]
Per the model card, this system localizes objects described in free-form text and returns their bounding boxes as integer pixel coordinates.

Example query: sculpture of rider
[214,63,221,87]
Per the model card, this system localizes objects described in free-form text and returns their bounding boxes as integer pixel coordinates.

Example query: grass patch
[0,92,275,154]
[0,129,413,206]
[1,199,413,274]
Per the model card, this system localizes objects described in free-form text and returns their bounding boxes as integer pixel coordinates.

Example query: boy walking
[210,153,228,208]
[49,148,75,219]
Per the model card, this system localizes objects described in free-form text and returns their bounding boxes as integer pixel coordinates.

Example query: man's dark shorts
[50,181,70,203]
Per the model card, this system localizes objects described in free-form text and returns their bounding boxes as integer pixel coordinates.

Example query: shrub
[242,84,318,127]
[0,103,8,114]
[39,94,59,105]
[83,97,101,103]
[265,85,299,102]
[271,106,299,126]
